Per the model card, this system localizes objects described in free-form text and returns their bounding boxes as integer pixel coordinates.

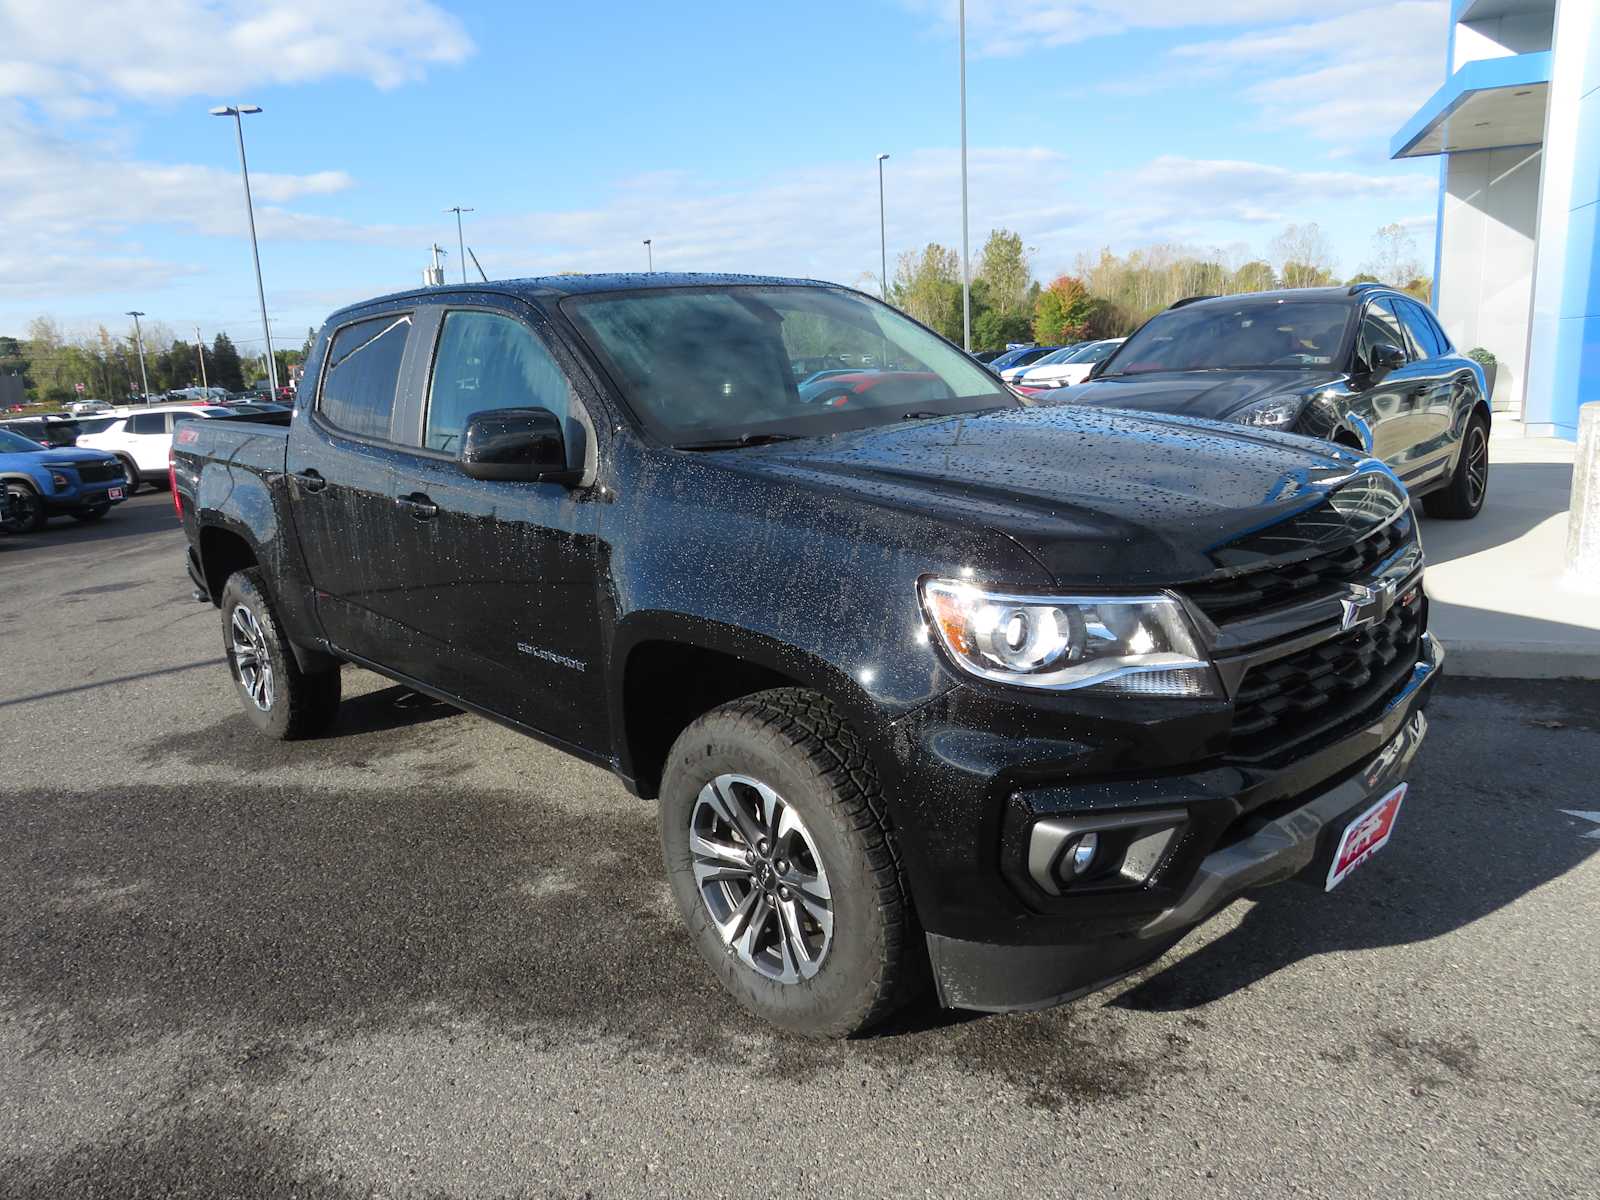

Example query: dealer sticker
[1326,784,1406,892]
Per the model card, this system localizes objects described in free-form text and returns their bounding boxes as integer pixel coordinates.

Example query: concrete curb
[1440,640,1600,680]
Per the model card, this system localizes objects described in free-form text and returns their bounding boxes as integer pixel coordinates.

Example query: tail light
[168,446,182,519]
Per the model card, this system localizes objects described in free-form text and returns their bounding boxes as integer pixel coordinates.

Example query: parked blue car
[0,427,128,533]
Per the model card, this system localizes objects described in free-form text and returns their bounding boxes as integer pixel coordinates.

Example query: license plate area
[107,487,124,501]
[1326,784,1405,891]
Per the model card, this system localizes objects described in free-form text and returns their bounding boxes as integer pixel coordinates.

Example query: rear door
[380,299,610,748]
[123,410,172,472]
[284,310,418,667]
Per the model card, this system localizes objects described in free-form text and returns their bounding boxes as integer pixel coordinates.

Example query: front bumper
[42,483,126,513]
[917,633,1442,1013]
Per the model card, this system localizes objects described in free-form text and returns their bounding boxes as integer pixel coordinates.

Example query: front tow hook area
[1136,706,1428,941]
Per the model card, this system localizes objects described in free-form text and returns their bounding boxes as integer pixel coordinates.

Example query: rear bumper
[923,634,1440,1013]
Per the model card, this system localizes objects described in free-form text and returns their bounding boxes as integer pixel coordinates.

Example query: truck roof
[324,272,840,324]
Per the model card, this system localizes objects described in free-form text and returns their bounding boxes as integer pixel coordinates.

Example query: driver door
[1350,299,1420,468]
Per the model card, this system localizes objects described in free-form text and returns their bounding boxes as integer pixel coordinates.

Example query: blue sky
[0,0,1448,354]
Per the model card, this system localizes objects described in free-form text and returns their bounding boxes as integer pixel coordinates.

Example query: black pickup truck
[175,274,1442,1037]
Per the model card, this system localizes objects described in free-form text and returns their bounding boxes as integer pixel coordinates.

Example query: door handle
[396,493,439,520]
[293,469,327,494]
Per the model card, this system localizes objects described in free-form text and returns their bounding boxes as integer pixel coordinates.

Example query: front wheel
[2,482,47,534]
[660,688,926,1038]
[116,457,141,496]
[218,567,342,740]
[1423,411,1489,519]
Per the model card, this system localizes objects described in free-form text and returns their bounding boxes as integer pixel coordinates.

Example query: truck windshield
[1101,301,1353,376]
[0,429,46,452]
[562,285,1013,444]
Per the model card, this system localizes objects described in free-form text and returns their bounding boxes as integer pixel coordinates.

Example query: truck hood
[1055,369,1343,420]
[0,446,115,468]
[739,404,1378,587]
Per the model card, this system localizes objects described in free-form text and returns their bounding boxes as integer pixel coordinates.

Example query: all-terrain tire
[660,687,927,1038]
[219,567,342,740]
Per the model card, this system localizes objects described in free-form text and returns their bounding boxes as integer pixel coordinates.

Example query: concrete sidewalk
[1420,419,1600,678]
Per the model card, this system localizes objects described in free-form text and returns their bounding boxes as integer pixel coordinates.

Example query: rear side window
[1393,298,1444,359]
[423,311,574,453]
[318,314,412,440]
[127,412,166,434]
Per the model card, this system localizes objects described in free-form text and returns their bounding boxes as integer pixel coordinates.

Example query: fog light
[1070,832,1098,876]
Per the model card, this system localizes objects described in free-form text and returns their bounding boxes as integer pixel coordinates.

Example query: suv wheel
[116,457,141,496]
[219,567,342,739]
[2,482,46,534]
[1423,411,1489,519]
[660,688,925,1037]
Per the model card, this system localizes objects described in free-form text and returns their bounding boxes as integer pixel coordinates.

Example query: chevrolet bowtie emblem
[1340,581,1396,632]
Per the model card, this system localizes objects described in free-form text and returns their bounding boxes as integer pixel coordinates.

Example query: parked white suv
[1014,338,1126,391]
[76,404,232,493]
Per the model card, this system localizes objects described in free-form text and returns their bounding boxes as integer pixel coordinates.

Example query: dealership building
[1392,0,1598,439]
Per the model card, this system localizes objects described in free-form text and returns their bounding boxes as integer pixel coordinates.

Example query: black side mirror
[459,407,582,485]
[1367,342,1406,374]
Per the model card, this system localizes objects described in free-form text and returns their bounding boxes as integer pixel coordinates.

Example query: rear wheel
[660,688,926,1038]
[2,482,47,534]
[219,567,342,740]
[1423,412,1489,519]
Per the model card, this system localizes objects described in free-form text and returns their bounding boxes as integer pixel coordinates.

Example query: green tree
[973,308,1032,349]
[1345,272,1381,287]
[1269,223,1336,287]
[1232,260,1277,293]
[892,243,963,342]
[1280,261,1335,289]
[210,332,245,392]
[975,229,1032,317]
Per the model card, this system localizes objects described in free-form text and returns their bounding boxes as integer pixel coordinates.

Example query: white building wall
[1437,145,1543,410]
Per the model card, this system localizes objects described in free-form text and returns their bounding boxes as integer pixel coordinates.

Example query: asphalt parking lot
[2,491,1597,1199]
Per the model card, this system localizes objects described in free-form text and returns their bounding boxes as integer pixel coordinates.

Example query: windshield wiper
[673,431,806,451]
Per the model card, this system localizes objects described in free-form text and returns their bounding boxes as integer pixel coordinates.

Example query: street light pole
[126,311,150,399]
[876,153,891,300]
[195,326,208,391]
[643,239,653,272]
[958,0,972,351]
[446,207,474,284]
[209,104,277,395]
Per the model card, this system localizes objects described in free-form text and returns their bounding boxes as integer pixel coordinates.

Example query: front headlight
[919,579,1221,696]
[1229,395,1305,429]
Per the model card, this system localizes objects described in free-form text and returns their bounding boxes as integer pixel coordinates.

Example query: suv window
[128,412,167,435]
[1356,300,1410,370]
[423,311,575,454]
[1393,298,1443,359]
[319,313,412,440]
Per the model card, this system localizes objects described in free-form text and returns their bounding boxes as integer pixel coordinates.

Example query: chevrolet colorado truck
[174,274,1441,1037]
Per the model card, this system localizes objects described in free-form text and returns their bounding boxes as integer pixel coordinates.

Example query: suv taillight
[168,447,181,520]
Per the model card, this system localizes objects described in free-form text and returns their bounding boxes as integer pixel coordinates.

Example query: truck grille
[1228,587,1425,758]
[1185,512,1414,624]
[68,460,121,484]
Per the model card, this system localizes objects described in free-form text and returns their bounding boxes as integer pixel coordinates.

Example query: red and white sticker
[176,426,200,445]
[1326,784,1406,891]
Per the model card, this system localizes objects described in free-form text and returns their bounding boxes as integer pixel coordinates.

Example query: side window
[1356,301,1410,369]
[1393,299,1443,359]
[127,412,166,435]
[318,313,412,440]
[423,311,575,454]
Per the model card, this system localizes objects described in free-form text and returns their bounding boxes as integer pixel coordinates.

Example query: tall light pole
[643,239,653,272]
[126,311,150,399]
[876,153,891,300]
[958,0,972,351]
[210,104,278,394]
[445,206,474,284]
[195,326,208,391]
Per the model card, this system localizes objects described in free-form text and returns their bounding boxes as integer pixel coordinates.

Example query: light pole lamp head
[209,105,262,116]
[126,310,144,318]
[877,153,890,162]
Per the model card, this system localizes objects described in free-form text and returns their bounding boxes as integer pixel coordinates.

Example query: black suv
[1051,285,1491,519]
[174,274,1441,1037]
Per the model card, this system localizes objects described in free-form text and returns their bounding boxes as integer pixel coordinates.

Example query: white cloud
[905,0,1389,57]
[0,0,472,104]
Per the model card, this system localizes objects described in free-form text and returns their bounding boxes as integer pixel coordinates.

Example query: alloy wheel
[690,773,833,983]
[229,604,274,711]
[1466,426,1488,507]
[3,487,40,533]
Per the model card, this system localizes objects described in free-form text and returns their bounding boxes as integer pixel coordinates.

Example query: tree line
[886,221,1432,350]
[0,317,313,406]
